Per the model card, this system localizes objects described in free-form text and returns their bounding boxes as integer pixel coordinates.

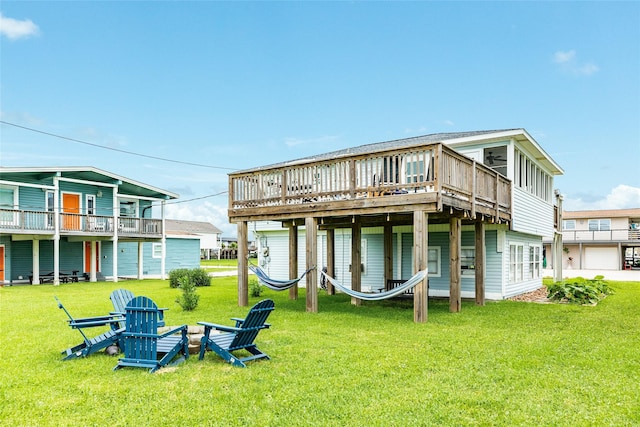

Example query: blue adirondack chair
[109,288,165,327]
[198,299,275,367]
[114,296,189,373]
[55,296,125,360]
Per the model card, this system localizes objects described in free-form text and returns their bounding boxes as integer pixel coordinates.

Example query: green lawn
[1,278,638,426]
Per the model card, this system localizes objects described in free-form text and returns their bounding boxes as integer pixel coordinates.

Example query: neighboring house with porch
[228,129,564,322]
[165,219,222,260]
[0,166,198,285]
[543,208,640,271]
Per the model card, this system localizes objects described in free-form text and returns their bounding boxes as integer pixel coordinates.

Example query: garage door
[584,247,619,270]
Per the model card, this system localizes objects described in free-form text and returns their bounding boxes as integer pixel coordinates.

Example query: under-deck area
[229,142,513,322]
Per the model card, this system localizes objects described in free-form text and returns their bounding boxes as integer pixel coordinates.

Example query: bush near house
[547,275,614,305]
[169,268,211,288]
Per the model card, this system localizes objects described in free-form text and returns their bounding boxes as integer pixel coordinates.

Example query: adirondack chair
[109,288,165,327]
[114,296,189,373]
[55,296,125,360]
[198,299,275,368]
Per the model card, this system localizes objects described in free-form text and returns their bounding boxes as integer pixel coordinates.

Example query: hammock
[249,265,315,291]
[319,269,428,301]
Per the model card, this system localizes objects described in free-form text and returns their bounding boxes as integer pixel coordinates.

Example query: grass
[1,277,639,426]
[200,258,239,267]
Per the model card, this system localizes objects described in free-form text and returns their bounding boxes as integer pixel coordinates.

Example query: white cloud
[563,185,640,211]
[0,12,40,40]
[553,50,576,64]
[443,120,455,127]
[553,49,599,76]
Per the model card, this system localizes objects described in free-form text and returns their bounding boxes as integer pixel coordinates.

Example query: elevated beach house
[228,129,564,322]
[0,167,183,285]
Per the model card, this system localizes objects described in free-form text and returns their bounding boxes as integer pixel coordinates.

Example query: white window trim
[563,220,576,230]
[509,243,524,284]
[428,247,441,278]
[152,243,163,259]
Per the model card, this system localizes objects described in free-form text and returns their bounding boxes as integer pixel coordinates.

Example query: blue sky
[1,1,639,237]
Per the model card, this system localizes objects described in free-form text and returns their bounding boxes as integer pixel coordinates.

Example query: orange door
[63,193,81,230]
[0,246,5,282]
[84,242,100,272]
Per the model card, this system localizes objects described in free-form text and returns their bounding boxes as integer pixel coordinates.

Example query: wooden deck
[228,143,512,224]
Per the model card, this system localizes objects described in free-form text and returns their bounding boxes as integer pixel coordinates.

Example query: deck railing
[229,143,511,218]
[0,209,162,237]
[563,228,640,242]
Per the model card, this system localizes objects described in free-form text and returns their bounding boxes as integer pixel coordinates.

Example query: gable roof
[0,166,178,200]
[165,219,222,235]
[233,128,563,175]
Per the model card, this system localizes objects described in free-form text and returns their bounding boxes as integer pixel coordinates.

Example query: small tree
[175,276,199,311]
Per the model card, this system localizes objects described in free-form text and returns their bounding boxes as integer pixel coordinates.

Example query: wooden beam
[413,210,428,323]
[305,217,318,313]
[449,216,461,312]
[475,220,485,306]
[288,225,298,300]
[351,216,362,306]
[384,224,393,289]
[237,221,249,307]
[326,228,335,295]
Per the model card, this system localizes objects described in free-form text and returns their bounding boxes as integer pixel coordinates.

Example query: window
[119,199,138,217]
[588,219,610,231]
[0,186,17,224]
[563,220,576,230]
[45,190,55,228]
[529,246,541,279]
[461,247,476,275]
[152,243,163,259]
[509,244,524,283]
[86,195,95,215]
[427,247,440,277]
[514,149,552,202]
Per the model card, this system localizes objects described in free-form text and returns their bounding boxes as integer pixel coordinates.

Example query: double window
[588,219,610,231]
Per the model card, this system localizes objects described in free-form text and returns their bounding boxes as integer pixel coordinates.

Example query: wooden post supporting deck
[237,221,249,307]
[289,225,299,300]
[326,228,335,295]
[384,224,393,289]
[351,216,362,306]
[305,217,318,313]
[475,220,486,306]
[449,216,461,312]
[413,211,428,323]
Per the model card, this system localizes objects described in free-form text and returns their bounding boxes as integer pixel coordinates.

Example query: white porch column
[161,200,166,280]
[90,241,97,282]
[112,187,119,282]
[32,239,40,285]
[138,242,144,280]
[53,176,60,286]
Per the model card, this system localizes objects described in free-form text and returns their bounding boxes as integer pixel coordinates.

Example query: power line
[0,120,239,171]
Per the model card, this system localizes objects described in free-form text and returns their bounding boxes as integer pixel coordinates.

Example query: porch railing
[229,143,511,218]
[0,209,162,237]
[562,229,640,242]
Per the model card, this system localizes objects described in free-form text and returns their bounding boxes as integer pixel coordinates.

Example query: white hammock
[319,269,428,301]
[249,265,314,291]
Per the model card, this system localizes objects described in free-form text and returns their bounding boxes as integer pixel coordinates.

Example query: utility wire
[0,120,239,171]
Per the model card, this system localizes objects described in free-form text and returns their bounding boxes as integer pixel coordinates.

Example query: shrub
[547,275,614,305]
[190,268,211,287]
[175,276,199,311]
[169,268,211,288]
[169,268,190,288]
[250,278,262,297]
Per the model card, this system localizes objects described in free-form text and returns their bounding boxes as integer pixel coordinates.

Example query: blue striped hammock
[319,269,428,301]
[249,265,315,291]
